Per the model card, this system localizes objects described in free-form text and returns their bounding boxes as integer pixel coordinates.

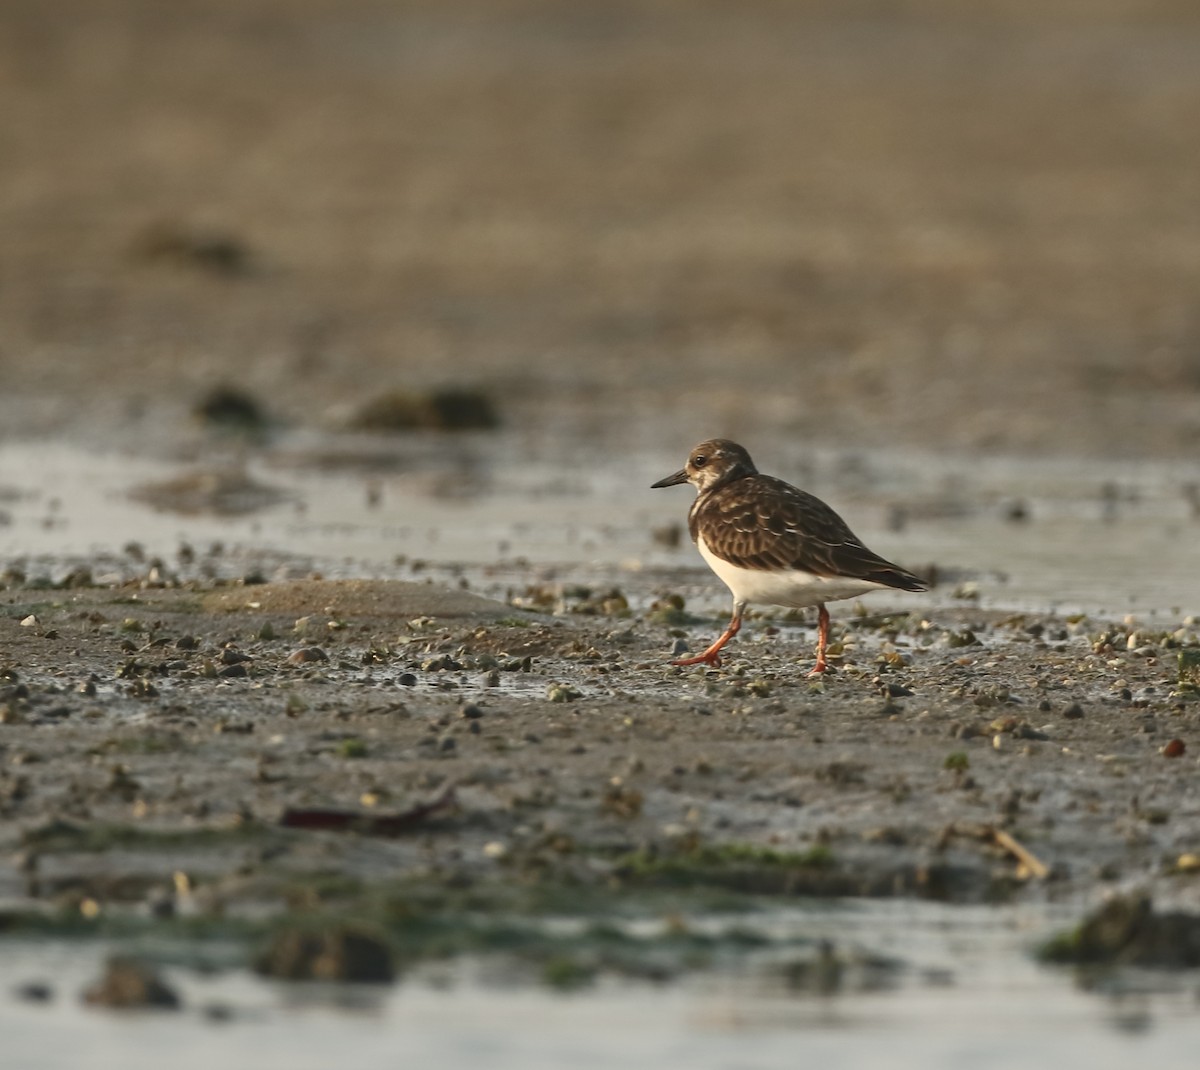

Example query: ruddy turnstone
[652,439,926,674]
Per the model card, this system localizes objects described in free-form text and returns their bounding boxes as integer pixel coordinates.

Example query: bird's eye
[692,455,707,468]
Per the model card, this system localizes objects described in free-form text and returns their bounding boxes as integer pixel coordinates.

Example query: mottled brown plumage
[689,471,925,591]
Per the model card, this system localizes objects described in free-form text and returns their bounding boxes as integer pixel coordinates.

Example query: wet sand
[2,577,1198,920]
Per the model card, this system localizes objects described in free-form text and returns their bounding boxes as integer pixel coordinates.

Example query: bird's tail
[869,566,928,593]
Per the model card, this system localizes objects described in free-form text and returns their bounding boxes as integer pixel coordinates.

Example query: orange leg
[806,603,831,677]
[671,602,745,668]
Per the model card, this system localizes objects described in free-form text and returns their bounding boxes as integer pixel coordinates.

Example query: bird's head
[651,439,758,494]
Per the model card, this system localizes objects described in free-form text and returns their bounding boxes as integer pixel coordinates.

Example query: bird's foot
[671,651,723,668]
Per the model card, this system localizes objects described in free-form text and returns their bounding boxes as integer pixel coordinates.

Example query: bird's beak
[651,468,689,489]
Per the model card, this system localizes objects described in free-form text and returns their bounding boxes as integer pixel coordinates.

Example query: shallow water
[2,902,1199,1070]
[1,437,1198,619]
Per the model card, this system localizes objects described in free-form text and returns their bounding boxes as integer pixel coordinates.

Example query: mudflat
[2,574,1198,973]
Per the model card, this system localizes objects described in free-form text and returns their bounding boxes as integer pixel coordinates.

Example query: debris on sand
[83,956,181,1009]
[347,387,500,432]
[280,785,457,835]
[192,386,270,434]
[938,823,1050,881]
[130,220,255,278]
[129,467,290,516]
[1040,895,1200,968]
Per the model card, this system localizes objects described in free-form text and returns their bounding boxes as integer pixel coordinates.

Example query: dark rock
[15,981,53,1003]
[1041,895,1200,968]
[192,386,267,430]
[651,522,683,549]
[349,387,500,432]
[133,222,255,278]
[255,925,395,983]
[1003,499,1031,523]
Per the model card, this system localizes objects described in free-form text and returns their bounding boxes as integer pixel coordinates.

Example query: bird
[651,438,926,674]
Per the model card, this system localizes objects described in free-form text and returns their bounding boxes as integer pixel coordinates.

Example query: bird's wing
[692,476,925,590]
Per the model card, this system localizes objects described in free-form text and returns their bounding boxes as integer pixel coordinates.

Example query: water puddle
[1,902,1198,1070]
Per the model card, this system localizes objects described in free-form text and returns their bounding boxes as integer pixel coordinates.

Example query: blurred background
[2,0,1200,618]
[2,0,1198,460]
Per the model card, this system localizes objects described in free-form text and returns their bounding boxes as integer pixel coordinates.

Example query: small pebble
[287,647,328,666]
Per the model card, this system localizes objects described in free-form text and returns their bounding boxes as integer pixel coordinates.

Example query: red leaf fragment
[280,785,457,835]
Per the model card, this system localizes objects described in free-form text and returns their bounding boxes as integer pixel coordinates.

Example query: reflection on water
[1,436,1199,618]
[1,902,1200,1070]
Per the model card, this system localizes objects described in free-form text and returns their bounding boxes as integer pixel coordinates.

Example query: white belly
[697,534,886,609]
